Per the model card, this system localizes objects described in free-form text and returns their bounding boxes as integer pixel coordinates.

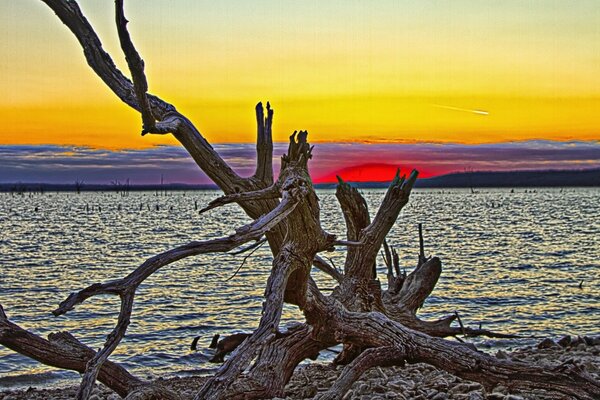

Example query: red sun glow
[314,163,426,184]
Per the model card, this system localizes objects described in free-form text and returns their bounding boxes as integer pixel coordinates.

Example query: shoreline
[1,335,598,399]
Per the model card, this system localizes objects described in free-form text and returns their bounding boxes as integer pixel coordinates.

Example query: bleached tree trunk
[1,1,599,400]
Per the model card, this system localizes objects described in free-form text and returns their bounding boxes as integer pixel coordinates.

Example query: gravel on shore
[1,335,598,400]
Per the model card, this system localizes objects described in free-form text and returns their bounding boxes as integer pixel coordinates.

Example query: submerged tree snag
[1,1,599,399]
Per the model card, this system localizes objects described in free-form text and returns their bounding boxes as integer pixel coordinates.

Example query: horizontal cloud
[0,140,599,184]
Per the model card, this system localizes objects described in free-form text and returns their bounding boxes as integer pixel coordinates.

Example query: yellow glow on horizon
[1,1,599,149]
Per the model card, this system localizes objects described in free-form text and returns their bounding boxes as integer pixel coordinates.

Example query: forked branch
[41,0,245,193]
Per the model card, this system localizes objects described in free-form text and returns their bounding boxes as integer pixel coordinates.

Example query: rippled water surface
[0,188,598,389]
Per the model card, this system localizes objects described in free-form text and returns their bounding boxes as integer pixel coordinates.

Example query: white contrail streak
[432,104,489,115]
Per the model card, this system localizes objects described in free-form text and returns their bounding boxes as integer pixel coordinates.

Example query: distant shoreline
[1,168,599,192]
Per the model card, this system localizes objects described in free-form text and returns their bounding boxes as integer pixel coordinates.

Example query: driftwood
[1,1,599,400]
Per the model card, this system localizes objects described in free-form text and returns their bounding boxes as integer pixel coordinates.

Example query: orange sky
[1,1,599,149]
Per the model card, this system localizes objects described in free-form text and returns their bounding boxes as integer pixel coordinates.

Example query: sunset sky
[1,1,599,183]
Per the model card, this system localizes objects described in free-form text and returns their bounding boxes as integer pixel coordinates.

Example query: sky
[1,1,599,183]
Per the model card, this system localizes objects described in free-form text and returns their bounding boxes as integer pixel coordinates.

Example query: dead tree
[1,1,599,399]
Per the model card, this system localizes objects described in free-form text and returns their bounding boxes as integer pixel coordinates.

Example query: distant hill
[1,168,598,192]
[315,168,600,189]
[416,168,600,188]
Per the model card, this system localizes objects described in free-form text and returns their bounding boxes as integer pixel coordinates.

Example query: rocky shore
[1,336,598,400]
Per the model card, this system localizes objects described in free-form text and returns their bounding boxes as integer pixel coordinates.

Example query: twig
[333,240,363,246]
[225,239,267,282]
[324,256,340,275]
[229,237,267,255]
[199,185,280,214]
[382,240,393,277]
[454,311,466,337]
[418,223,427,267]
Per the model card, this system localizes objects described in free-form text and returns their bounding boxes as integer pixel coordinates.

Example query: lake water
[0,188,598,390]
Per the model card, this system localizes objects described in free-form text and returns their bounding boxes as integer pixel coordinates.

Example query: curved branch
[387,309,518,339]
[229,237,267,255]
[77,292,135,400]
[47,190,298,398]
[41,0,170,117]
[47,190,301,398]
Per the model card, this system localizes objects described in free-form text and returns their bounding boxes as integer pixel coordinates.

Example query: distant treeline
[1,168,599,192]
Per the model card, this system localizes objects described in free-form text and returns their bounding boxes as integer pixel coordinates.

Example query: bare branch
[225,238,267,282]
[313,255,343,283]
[199,184,281,214]
[229,237,267,255]
[47,189,302,398]
[115,0,156,134]
[345,169,418,281]
[417,222,427,266]
[364,169,418,249]
[41,0,171,117]
[306,296,599,400]
[77,292,134,400]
